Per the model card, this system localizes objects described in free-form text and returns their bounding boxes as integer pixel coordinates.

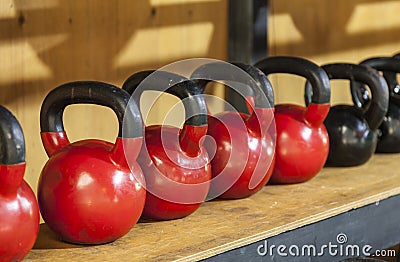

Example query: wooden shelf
[25,154,400,261]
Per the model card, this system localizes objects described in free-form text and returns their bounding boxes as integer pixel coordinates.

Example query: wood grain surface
[268,0,400,106]
[24,154,400,261]
[0,0,227,198]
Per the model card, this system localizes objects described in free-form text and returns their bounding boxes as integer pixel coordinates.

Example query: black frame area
[228,0,268,64]
[226,0,268,113]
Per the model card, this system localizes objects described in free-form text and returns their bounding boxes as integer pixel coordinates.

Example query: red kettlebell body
[192,62,275,199]
[206,110,275,198]
[273,104,329,183]
[255,56,331,184]
[139,125,210,220]
[39,137,144,244]
[0,106,39,262]
[38,82,146,244]
[123,71,210,220]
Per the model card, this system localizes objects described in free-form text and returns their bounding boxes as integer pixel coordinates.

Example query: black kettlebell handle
[350,80,371,110]
[255,56,330,105]
[351,57,400,108]
[0,106,25,165]
[122,70,208,127]
[233,62,275,108]
[190,61,274,110]
[191,62,274,108]
[255,56,330,127]
[40,81,142,138]
[388,53,400,105]
[322,63,389,130]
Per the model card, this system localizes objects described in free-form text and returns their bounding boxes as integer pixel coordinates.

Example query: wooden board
[24,154,400,261]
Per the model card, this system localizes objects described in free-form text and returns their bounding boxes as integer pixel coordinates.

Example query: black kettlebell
[350,56,400,153]
[306,63,388,167]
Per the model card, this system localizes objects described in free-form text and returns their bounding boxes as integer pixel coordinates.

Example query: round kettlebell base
[325,106,377,167]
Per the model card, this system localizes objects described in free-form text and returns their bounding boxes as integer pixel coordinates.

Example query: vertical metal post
[227,0,268,112]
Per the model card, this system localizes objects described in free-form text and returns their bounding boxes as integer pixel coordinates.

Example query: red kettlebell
[0,106,39,261]
[191,62,275,199]
[122,70,211,220]
[255,56,331,184]
[38,81,146,244]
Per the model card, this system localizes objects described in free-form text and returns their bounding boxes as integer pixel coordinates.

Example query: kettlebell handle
[122,70,208,157]
[190,62,274,134]
[190,62,274,108]
[0,106,25,165]
[387,53,400,105]
[390,53,400,93]
[254,56,331,127]
[351,57,400,108]
[232,63,274,107]
[322,63,389,130]
[40,81,143,156]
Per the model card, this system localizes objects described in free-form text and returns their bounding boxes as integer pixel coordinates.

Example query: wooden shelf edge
[176,188,400,262]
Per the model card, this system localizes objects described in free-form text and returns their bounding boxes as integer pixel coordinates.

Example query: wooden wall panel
[268,0,400,106]
[0,0,227,197]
